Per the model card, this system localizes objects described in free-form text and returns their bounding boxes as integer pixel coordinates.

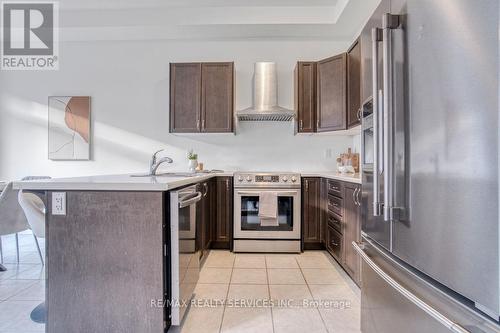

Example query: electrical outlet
[52,192,66,216]
[324,148,333,159]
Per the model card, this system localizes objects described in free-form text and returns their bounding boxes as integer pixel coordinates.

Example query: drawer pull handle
[331,241,339,246]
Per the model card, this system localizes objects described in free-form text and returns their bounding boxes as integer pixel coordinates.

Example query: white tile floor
[0,231,45,333]
[178,251,361,333]
[0,234,361,333]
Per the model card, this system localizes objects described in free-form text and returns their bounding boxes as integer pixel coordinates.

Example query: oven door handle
[179,191,202,208]
[236,191,299,196]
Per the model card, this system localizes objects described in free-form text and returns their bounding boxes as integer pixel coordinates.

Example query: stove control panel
[234,173,301,188]
[255,175,280,183]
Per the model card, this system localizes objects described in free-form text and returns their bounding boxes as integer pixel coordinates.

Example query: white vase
[188,159,198,173]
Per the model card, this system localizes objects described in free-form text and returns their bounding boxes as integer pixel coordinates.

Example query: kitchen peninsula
[14,171,361,332]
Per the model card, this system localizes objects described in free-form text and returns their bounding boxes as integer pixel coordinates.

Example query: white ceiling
[58,0,380,41]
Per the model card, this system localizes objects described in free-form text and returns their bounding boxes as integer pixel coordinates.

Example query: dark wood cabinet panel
[295,62,317,133]
[328,194,343,217]
[213,177,233,249]
[343,183,361,285]
[302,177,322,249]
[326,223,343,262]
[170,62,234,133]
[201,63,234,133]
[319,178,328,245]
[322,178,362,285]
[170,63,201,133]
[46,191,165,332]
[347,38,362,128]
[316,54,347,132]
[327,179,343,198]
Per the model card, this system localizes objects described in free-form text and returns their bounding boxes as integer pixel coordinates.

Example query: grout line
[298,252,332,333]
[218,253,234,333]
[2,280,39,302]
[265,252,275,333]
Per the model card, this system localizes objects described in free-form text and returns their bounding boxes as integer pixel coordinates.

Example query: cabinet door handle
[356,188,361,206]
[357,108,362,121]
[331,241,339,246]
[305,180,308,191]
[299,119,303,130]
[196,118,200,130]
[226,179,229,190]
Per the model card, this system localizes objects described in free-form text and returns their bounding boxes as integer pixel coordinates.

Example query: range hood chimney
[237,62,295,121]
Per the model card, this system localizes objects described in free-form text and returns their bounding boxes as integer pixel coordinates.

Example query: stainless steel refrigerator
[358,0,500,332]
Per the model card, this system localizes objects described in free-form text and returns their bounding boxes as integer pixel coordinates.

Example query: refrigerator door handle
[382,13,406,222]
[371,27,383,217]
[352,241,470,333]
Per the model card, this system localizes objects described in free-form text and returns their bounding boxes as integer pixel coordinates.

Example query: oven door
[234,189,301,239]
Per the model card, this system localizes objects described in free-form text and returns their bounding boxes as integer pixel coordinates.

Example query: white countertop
[13,171,361,191]
[301,172,362,184]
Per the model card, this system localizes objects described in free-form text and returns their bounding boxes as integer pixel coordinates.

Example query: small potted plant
[187,149,198,173]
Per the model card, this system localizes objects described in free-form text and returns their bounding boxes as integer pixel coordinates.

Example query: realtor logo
[1,1,59,70]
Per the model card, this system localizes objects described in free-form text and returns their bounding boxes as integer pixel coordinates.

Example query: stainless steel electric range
[233,172,301,253]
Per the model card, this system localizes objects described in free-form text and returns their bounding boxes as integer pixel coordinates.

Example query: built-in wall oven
[233,172,301,253]
[170,185,202,326]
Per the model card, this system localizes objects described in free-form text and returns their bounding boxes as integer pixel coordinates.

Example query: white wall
[0,39,358,180]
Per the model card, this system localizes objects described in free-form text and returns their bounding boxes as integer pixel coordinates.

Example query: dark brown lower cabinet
[318,178,361,285]
[302,177,322,250]
[326,223,343,262]
[342,183,362,285]
[212,177,233,249]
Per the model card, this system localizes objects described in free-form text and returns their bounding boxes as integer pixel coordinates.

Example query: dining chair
[18,189,47,265]
[0,182,31,264]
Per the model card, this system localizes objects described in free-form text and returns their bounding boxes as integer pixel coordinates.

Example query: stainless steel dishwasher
[170,185,202,326]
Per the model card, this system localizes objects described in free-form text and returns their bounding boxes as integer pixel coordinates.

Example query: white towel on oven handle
[260,217,279,227]
[258,191,279,226]
[258,191,278,218]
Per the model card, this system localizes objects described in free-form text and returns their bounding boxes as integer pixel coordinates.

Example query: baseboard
[210,241,230,249]
[303,242,325,250]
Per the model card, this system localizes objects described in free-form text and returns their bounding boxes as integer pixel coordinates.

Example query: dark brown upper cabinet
[170,63,202,133]
[294,62,317,133]
[170,62,234,133]
[316,53,347,132]
[347,38,362,129]
[201,63,234,133]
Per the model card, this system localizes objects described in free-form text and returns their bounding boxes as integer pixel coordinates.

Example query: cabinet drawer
[328,213,342,234]
[327,180,343,197]
[328,195,343,216]
[327,224,343,262]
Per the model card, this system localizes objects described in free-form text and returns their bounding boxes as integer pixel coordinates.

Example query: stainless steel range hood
[237,62,295,121]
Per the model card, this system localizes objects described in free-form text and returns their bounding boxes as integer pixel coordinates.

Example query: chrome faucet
[149,149,173,175]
